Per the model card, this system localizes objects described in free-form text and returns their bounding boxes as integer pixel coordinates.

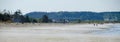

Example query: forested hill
[26,11,120,21]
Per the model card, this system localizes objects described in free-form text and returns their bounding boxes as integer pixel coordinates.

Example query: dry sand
[0,23,120,42]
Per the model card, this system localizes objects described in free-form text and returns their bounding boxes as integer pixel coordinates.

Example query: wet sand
[0,23,120,42]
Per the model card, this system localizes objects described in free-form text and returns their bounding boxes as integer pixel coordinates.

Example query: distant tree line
[0,10,120,23]
[0,10,52,23]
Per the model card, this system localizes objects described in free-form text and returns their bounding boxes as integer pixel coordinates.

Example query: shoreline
[0,23,120,42]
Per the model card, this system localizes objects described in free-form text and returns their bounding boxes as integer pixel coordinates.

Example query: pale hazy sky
[0,0,120,14]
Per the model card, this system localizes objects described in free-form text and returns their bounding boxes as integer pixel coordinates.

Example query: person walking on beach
[94,23,98,26]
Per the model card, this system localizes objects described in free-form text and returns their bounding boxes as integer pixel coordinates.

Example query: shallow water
[92,24,120,36]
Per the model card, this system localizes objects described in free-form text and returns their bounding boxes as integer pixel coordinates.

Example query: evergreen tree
[0,10,12,22]
[77,19,81,23]
[25,15,30,22]
[41,15,49,23]
[13,10,22,23]
[3,12,11,22]
[0,13,3,21]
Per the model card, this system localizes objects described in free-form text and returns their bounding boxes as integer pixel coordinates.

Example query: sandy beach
[0,23,120,42]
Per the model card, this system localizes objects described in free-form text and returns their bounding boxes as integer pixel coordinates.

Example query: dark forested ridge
[26,11,120,22]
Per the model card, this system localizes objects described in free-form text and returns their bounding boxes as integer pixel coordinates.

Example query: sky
[0,0,120,14]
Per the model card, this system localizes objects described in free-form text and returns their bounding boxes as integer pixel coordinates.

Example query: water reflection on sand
[0,23,120,42]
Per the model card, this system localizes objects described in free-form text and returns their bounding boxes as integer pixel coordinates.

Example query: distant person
[94,24,95,26]
[93,23,98,26]
[96,24,98,26]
